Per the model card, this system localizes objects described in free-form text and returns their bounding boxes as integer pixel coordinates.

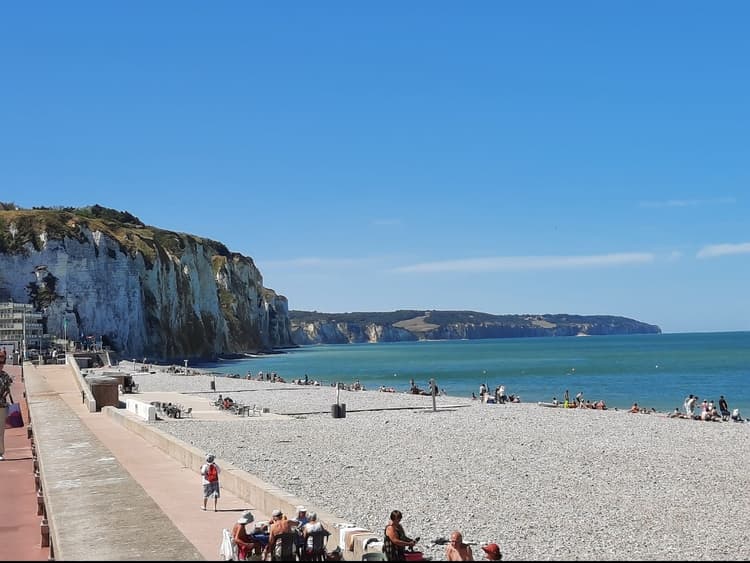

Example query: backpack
[206,463,218,482]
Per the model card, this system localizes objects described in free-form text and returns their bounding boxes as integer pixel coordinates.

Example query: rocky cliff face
[290,310,661,345]
[0,207,293,360]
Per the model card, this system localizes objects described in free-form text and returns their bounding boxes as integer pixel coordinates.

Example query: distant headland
[289,310,661,345]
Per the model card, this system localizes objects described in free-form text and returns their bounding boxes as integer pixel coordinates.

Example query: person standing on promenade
[445,530,474,561]
[0,349,13,461]
[383,509,417,561]
[200,453,221,511]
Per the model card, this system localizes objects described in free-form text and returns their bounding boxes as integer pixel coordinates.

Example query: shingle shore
[134,371,750,561]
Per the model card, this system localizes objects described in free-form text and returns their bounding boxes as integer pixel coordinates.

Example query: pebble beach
[133,370,750,561]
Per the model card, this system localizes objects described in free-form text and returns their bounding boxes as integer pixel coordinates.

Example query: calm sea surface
[197,332,750,414]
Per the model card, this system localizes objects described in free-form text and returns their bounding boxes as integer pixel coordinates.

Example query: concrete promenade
[4,361,275,561]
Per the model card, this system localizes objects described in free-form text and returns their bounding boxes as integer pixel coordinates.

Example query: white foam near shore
[133,371,750,560]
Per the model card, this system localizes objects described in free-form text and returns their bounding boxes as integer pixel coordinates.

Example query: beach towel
[5,402,23,428]
[220,528,236,560]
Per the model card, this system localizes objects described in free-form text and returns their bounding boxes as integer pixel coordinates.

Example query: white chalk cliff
[0,206,293,360]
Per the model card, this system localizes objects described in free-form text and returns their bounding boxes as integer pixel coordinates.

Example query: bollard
[27,423,33,439]
[41,518,49,547]
[34,470,40,491]
[37,491,45,516]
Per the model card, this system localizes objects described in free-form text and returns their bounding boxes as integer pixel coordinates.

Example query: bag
[206,463,219,482]
[5,402,23,428]
[404,547,425,561]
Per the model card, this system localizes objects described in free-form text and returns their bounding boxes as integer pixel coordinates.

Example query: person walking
[0,349,13,461]
[719,395,730,421]
[200,453,221,511]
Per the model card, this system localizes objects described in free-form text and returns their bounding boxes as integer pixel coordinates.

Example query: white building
[0,301,44,359]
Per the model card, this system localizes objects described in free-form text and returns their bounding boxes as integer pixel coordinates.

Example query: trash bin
[331,403,347,418]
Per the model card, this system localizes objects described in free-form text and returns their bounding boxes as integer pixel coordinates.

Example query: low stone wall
[67,355,96,412]
[124,398,157,421]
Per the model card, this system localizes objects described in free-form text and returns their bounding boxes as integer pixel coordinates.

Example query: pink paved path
[1,362,273,561]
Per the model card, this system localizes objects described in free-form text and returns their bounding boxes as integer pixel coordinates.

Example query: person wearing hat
[265,509,297,561]
[200,454,221,511]
[294,506,309,559]
[232,510,261,560]
[445,530,474,561]
[481,543,502,560]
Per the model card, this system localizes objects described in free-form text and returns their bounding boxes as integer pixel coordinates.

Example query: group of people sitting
[383,509,502,561]
[231,505,332,561]
[213,394,235,410]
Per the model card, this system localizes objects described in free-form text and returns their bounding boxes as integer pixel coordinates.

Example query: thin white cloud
[371,218,401,226]
[696,242,750,259]
[667,251,683,262]
[639,197,735,208]
[394,253,655,274]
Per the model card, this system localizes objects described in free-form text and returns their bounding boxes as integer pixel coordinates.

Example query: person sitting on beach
[302,511,330,560]
[498,385,507,404]
[383,510,417,561]
[731,408,744,422]
[594,399,607,410]
[629,403,640,413]
[265,509,297,560]
[668,407,683,418]
[232,511,262,560]
[445,530,474,561]
[509,394,521,403]
[481,542,502,561]
[289,506,309,558]
[552,397,559,406]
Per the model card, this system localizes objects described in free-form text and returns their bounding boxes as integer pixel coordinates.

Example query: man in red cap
[481,542,502,560]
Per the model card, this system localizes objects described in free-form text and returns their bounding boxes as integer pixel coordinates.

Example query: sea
[196,331,750,415]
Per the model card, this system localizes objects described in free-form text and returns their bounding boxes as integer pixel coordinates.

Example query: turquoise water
[198,332,750,414]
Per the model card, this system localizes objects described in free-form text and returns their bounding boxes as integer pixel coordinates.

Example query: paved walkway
[2,362,274,561]
[0,363,50,561]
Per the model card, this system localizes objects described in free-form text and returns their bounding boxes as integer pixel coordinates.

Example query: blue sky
[2,1,749,333]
